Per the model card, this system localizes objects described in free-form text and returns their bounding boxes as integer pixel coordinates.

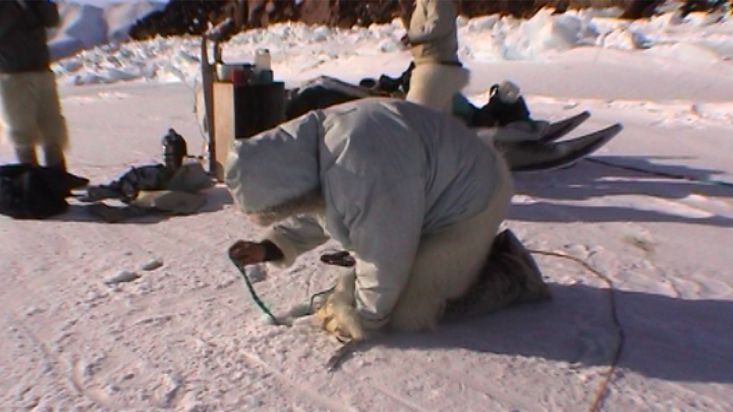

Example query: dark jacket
[0,1,59,73]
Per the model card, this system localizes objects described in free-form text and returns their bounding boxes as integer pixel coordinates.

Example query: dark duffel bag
[0,164,88,219]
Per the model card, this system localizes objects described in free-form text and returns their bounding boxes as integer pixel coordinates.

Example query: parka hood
[225,111,323,213]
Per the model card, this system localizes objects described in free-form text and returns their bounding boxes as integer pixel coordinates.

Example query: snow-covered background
[49,0,167,62]
[2,1,732,411]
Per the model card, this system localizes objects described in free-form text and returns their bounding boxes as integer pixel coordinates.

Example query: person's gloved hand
[228,240,267,267]
[314,272,365,342]
[320,250,356,267]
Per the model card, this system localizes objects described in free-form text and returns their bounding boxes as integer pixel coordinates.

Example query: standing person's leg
[36,70,68,171]
[406,63,469,112]
[389,157,514,331]
[0,73,40,165]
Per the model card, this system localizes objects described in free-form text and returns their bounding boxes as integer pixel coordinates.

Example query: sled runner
[486,111,592,145]
[540,110,591,143]
[500,123,623,172]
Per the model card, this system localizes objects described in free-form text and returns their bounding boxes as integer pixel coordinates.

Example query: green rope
[228,251,335,325]
[229,256,282,325]
[309,286,335,313]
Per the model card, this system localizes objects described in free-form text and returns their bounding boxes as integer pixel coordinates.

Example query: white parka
[225,98,504,328]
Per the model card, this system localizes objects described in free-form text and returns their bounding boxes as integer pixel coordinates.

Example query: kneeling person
[226,98,528,340]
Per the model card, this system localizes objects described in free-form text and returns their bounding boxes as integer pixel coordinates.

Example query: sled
[540,110,591,143]
[500,123,623,172]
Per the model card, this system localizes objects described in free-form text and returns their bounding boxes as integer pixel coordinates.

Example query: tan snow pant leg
[405,62,470,113]
[389,156,514,332]
[0,71,68,170]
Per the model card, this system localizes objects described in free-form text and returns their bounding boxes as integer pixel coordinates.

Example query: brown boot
[444,229,551,320]
[497,229,552,303]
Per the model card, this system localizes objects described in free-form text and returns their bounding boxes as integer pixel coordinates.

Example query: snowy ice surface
[1,2,733,412]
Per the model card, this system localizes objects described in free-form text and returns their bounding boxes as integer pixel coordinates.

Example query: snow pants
[0,70,68,170]
[406,62,470,113]
[389,154,514,331]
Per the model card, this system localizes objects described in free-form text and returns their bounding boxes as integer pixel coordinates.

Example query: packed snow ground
[2,5,733,412]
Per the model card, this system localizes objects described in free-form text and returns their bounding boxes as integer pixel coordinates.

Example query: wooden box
[210,81,285,181]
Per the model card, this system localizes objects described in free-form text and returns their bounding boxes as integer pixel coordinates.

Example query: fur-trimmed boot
[444,229,551,320]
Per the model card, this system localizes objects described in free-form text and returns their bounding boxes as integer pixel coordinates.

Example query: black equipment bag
[0,164,88,219]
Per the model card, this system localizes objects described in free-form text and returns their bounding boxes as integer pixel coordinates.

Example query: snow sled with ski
[199,13,620,176]
[282,75,622,173]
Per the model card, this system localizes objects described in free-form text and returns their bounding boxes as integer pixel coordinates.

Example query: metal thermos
[162,128,188,170]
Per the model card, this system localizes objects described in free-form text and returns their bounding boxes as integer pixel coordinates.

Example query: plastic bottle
[254,48,271,70]
[253,49,273,83]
